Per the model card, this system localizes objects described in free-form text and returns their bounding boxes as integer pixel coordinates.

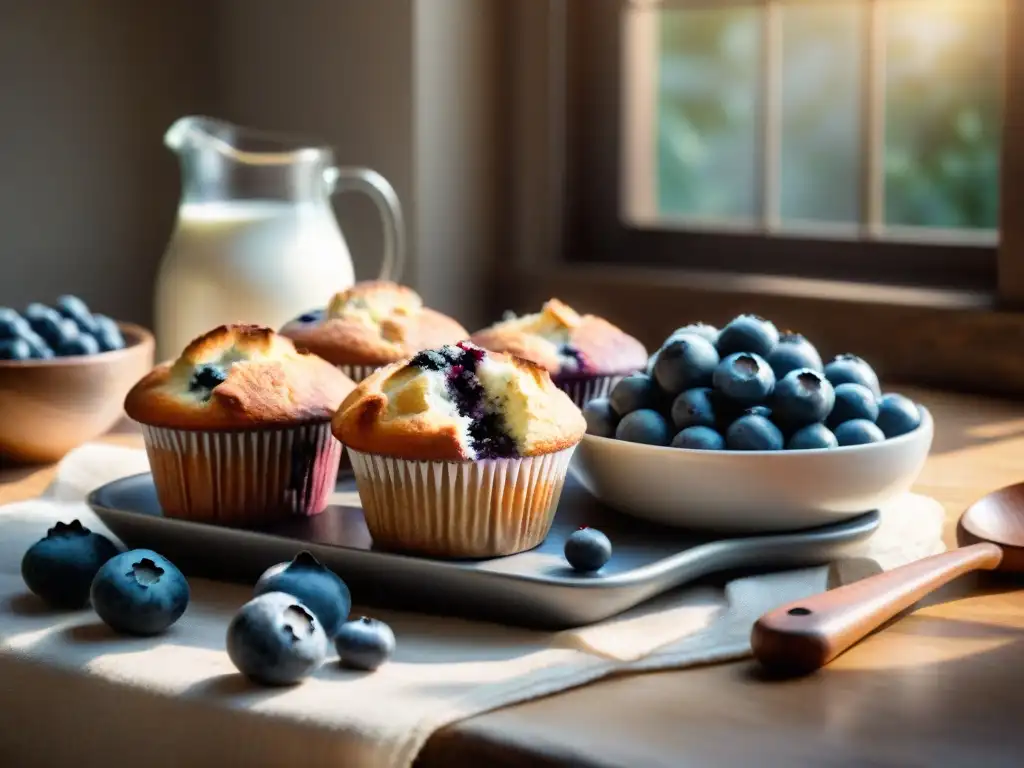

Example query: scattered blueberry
[21,520,120,608]
[93,315,126,352]
[786,423,839,450]
[254,551,351,638]
[834,419,886,447]
[615,409,672,446]
[0,338,32,361]
[583,398,619,438]
[771,369,835,430]
[667,322,719,346]
[671,425,725,450]
[56,332,100,357]
[876,393,922,438]
[712,352,775,406]
[564,527,612,573]
[90,549,190,636]
[24,303,67,348]
[652,334,720,395]
[227,592,329,685]
[725,414,784,451]
[335,616,397,671]
[55,295,101,335]
[767,332,823,379]
[670,387,717,430]
[609,373,661,416]
[827,383,879,429]
[716,314,779,359]
[0,307,30,340]
[824,354,881,399]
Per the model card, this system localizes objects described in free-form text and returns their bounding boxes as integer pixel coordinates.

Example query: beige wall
[0,0,501,330]
[0,0,215,324]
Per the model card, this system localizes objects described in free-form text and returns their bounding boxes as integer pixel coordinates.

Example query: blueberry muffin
[332,341,586,558]
[470,299,647,407]
[125,324,355,525]
[279,280,469,382]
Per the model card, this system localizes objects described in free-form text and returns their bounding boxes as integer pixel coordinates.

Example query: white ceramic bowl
[570,406,934,534]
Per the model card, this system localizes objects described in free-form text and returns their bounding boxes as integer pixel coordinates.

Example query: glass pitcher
[153,116,405,361]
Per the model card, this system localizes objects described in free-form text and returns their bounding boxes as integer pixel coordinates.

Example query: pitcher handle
[324,167,405,283]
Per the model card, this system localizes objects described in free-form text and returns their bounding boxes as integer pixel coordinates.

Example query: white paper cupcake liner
[139,421,342,525]
[556,375,624,408]
[347,445,577,558]
[336,363,382,383]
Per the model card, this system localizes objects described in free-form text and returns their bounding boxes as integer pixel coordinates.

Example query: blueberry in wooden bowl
[0,297,155,463]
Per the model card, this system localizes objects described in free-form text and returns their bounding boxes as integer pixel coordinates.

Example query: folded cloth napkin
[0,444,946,768]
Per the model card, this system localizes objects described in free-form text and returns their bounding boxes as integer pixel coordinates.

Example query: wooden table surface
[5,388,1024,767]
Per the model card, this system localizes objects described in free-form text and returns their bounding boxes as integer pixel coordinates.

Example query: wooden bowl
[0,323,155,464]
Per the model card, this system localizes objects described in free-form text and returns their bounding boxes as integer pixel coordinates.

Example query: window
[563,0,1012,291]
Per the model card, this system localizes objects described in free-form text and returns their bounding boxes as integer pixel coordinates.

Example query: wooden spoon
[751,483,1024,675]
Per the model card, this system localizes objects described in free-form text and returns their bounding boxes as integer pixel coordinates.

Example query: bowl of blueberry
[0,296,154,463]
[572,315,933,534]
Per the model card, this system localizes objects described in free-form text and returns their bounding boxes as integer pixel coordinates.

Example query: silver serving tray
[87,472,880,629]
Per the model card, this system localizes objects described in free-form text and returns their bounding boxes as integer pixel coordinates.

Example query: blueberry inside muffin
[333,341,585,462]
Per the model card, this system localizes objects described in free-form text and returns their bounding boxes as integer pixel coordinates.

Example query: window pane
[780,2,864,225]
[884,0,1003,230]
[658,7,760,219]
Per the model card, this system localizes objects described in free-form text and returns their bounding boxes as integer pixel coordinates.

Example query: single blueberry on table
[90,549,190,636]
[614,409,672,446]
[609,373,661,416]
[564,527,613,573]
[826,383,879,429]
[766,332,823,379]
[254,551,352,638]
[787,423,839,451]
[666,322,719,346]
[712,352,775,406]
[0,338,32,361]
[0,307,30,340]
[652,334,720,396]
[582,397,619,438]
[876,393,921,438]
[834,419,886,447]
[671,425,725,451]
[335,616,397,671]
[670,387,717,430]
[228,592,329,685]
[824,354,881,399]
[55,295,101,335]
[715,314,780,359]
[725,414,784,451]
[93,314,126,352]
[56,332,100,357]
[21,519,120,608]
[771,369,835,430]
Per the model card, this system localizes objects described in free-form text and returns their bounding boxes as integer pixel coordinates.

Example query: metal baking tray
[87,472,880,630]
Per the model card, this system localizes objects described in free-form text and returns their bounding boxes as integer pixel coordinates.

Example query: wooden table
[6,388,1024,767]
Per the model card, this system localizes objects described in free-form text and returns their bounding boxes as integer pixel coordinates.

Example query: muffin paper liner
[556,375,624,408]
[336,363,382,383]
[140,421,342,526]
[347,445,577,558]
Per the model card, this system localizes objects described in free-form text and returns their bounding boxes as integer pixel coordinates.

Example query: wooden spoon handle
[751,542,1004,674]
